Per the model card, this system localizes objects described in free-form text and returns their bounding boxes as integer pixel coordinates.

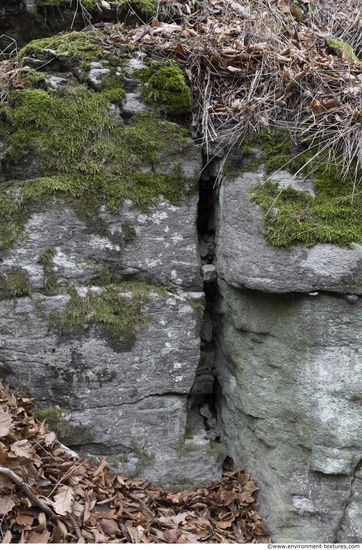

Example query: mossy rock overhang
[0,30,198,255]
[216,130,362,295]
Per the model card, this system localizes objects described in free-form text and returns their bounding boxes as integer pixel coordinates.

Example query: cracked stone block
[215,166,362,294]
[215,278,362,542]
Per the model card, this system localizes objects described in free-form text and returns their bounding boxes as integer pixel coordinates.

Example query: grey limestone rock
[201,264,217,282]
[215,168,362,294]
[0,285,222,486]
[88,68,110,86]
[215,278,362,542]
[1,197,202,292]
[121,93,152,116]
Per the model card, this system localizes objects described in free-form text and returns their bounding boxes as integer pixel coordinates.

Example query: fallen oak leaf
[0,410,13,437]
[52,485,74,516]
[10,439,34,459]
[93,456,106,477]
[99,518,120,537]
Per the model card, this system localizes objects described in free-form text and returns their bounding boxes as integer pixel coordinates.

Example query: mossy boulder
[215,136,362,294]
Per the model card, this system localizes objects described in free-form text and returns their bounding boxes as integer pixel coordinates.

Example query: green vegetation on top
[135,60,193,117]
[19,31,107,71]
[247,131,362,249]
[0,55,194,252]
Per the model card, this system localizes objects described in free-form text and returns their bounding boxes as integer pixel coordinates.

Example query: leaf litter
[105,0,362,185]
[0,380,270,543]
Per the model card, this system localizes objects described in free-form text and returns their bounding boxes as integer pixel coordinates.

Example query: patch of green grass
[0,269,31,299]
[135,60,193,117]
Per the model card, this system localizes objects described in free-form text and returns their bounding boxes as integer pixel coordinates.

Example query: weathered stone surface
[215,168,362,294]
[215,278,362,542]
[0,30,221,491]
[201,264,217,282]
[2,197,202,291]
[339,471,362,542]
[0,286,221,486]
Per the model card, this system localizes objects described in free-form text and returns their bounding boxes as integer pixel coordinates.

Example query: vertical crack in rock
[187,151,225,457]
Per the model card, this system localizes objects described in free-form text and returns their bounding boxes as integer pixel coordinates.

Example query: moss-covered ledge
[0,31,196,253]
[231,131,362,249]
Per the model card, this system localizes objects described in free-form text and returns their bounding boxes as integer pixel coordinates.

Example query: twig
[0,467,54,517]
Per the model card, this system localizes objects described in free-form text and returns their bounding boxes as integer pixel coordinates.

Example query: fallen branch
[0,467,54,517]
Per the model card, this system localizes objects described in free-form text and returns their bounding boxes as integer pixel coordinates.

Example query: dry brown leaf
[15,510,35,526]
[0,410,13,437]
[33,512,47,532]
[158,515,177,528]
[217,518,235,529]
[0,497,15,515]
[28,530,51,544]
[99,518,120,537]
[126,525,140,543]
[1,530,12,544]
[93,457,106,477]
[10,439,34,459]
[164,528,181,543]
[252,520,266,536]
[52,485,75,516]
[227,65,242,73]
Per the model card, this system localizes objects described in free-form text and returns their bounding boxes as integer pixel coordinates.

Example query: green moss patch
[0,83,195,252]
[136,60,193,117]
[248,135,362,248]
[34,0,157,17]
[19,31,107,71]
[34,407,69,422]
[0,269,31,299]
[37,247,58,292]
[35,408,94,446]
[327,38,359,62]
[45,282,167,339]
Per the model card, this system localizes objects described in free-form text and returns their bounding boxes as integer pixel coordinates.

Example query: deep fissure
[188,152,221,444]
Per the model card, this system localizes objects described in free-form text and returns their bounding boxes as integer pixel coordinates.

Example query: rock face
[215,167,362,294]
[213,165,362,541]
[0,33,223,488]
[4,13,362,541]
